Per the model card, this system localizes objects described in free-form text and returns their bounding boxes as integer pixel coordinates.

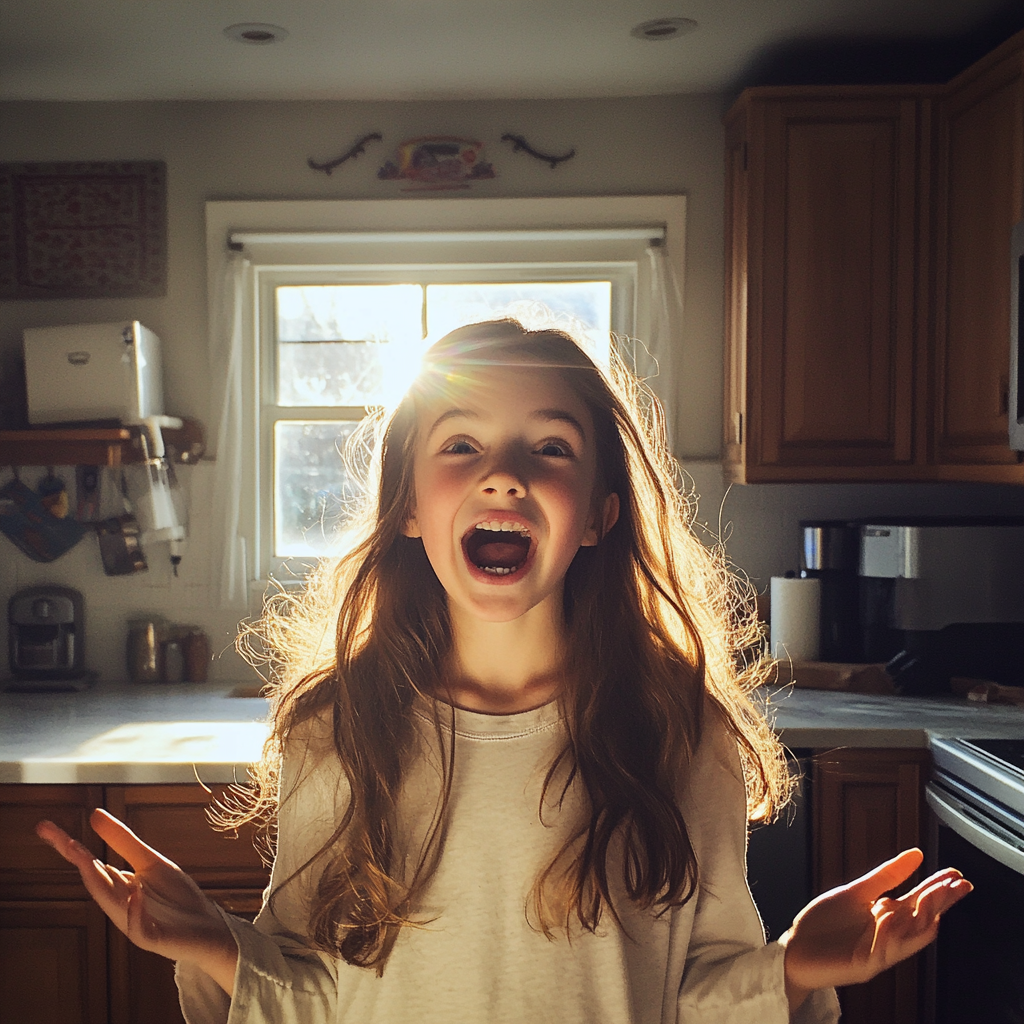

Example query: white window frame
[206,197,686,585]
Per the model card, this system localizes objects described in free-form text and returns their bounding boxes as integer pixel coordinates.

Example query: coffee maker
[858,519,1024,694]
[6,586,95,691]
[800,520,862,662]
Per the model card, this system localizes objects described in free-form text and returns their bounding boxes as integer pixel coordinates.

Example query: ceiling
[2,0,1021,103]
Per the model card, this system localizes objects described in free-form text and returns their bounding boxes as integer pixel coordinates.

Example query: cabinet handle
[733,411,744,445]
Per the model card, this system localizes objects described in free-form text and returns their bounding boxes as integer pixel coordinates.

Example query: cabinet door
[738,94,921,481]
[104,784,270,888]
[0,784,105,900]
[103,787,269,1024]
[813,748,929,1024]
[108,890,262,1024]
[932,48,1024,475]
[0,900,108,1024]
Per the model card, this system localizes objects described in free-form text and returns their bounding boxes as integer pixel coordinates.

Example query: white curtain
[645,239,685,455]
[208,248,250,609]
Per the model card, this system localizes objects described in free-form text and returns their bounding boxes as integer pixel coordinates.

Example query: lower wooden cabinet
[813,747,930,1024]
[0,900,109,1024]
[0,784,269,1024]
[108,892,262,1024]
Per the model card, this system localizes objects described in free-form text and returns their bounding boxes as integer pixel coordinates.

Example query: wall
[3,96,1024,684]
[0,95,727,679]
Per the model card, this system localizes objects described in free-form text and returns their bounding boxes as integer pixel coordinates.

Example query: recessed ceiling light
[630,17,698,41]
[224,23,289,45]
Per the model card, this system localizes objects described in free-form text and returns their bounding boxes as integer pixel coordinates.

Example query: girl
[38,318,970,1024]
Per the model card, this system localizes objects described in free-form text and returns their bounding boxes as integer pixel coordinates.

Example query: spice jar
[126,616,166,684]
[182,628,211,683]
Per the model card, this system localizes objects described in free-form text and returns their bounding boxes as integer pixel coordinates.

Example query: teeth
[482,566,514,575]
[474,521,530,536]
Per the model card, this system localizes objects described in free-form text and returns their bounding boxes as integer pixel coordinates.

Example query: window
[206,197,685,586]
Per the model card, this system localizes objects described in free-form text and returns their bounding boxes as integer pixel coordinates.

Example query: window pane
[274,420,362,557]
[276,285,423,406]
[426,281,612,360]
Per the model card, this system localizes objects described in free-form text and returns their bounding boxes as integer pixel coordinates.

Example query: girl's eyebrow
[531,409,588,441]
[428,407,587,443]
[427,408,478,439]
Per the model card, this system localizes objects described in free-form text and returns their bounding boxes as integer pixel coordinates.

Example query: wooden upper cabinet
[725,91,923,482]
[725,30,1024,484]
[932,44,1024,475]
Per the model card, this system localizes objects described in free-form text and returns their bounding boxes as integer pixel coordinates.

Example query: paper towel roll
[770,576,821,662]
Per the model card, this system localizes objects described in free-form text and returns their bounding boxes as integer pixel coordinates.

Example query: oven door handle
[926,782,1024,876]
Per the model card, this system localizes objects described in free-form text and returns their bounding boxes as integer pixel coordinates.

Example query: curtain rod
[229,227,666,246]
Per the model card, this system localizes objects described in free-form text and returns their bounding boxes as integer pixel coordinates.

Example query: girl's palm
[782,848,972,997]
[36,809,233,968]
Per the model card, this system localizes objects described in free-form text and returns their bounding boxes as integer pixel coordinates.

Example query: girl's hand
[780,848,972,1012]
[36,809,238,995]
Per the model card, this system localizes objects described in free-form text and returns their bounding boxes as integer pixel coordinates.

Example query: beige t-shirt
[176,700,839,1024]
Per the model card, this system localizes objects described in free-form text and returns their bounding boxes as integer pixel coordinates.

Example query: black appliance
[799,520,861,662]
[858,519,1024,694]
[925,738,1024,1023]
[6,585,95,692]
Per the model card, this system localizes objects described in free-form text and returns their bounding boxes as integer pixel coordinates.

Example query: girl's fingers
[901,867,963,903]
[915,876,973,920]
[849,848,924,902]
[88,808,164,872]
[36,819,96,869]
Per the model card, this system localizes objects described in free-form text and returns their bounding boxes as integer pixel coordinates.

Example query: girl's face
[403,361,619,624]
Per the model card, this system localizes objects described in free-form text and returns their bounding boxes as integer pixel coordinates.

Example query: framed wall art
[0,160,167,299]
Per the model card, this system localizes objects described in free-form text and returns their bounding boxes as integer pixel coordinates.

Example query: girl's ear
[402,511,421,538]
[581,492,620,547]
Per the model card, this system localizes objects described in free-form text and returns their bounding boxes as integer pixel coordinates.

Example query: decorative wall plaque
[0,161,167,299]
[377,137,495,190]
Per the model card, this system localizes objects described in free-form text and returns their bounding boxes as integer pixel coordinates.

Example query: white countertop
[762,686,1024,749]
[1,680,1022,784]
[0,679,271,784]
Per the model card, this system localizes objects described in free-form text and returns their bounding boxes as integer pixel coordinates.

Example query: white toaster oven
[23,321,165,425]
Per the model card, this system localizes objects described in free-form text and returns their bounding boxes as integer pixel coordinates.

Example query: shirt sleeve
[675,714,840,1024]
[176,722,347,1024]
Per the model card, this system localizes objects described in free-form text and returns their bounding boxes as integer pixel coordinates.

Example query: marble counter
[761,685,1024,749]
[2,680,1022,784]
[0,679,270,784]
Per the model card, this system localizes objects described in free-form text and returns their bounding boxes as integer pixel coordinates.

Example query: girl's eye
[536,441,573,458]
[442,439,478,455]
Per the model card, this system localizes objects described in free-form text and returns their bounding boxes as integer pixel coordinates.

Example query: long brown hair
[226,317,790,973]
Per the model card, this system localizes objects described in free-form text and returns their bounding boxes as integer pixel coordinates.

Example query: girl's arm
[36,809,239,995]
[780,848,972,1014]
[676,714,842,1024]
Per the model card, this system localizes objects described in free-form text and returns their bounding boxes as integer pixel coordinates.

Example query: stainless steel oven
[925,738,1024,1024]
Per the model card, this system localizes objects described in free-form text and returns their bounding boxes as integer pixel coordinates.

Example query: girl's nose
[481,453,528,498]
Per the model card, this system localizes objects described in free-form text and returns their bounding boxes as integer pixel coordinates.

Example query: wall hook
[308,132,384,175]
[500,133,576,169]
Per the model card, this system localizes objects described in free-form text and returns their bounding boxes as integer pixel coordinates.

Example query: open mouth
[463,522,532,576]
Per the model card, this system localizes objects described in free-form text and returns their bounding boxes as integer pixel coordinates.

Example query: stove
[926,737,1024,1023]
[929,737,1024,875]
